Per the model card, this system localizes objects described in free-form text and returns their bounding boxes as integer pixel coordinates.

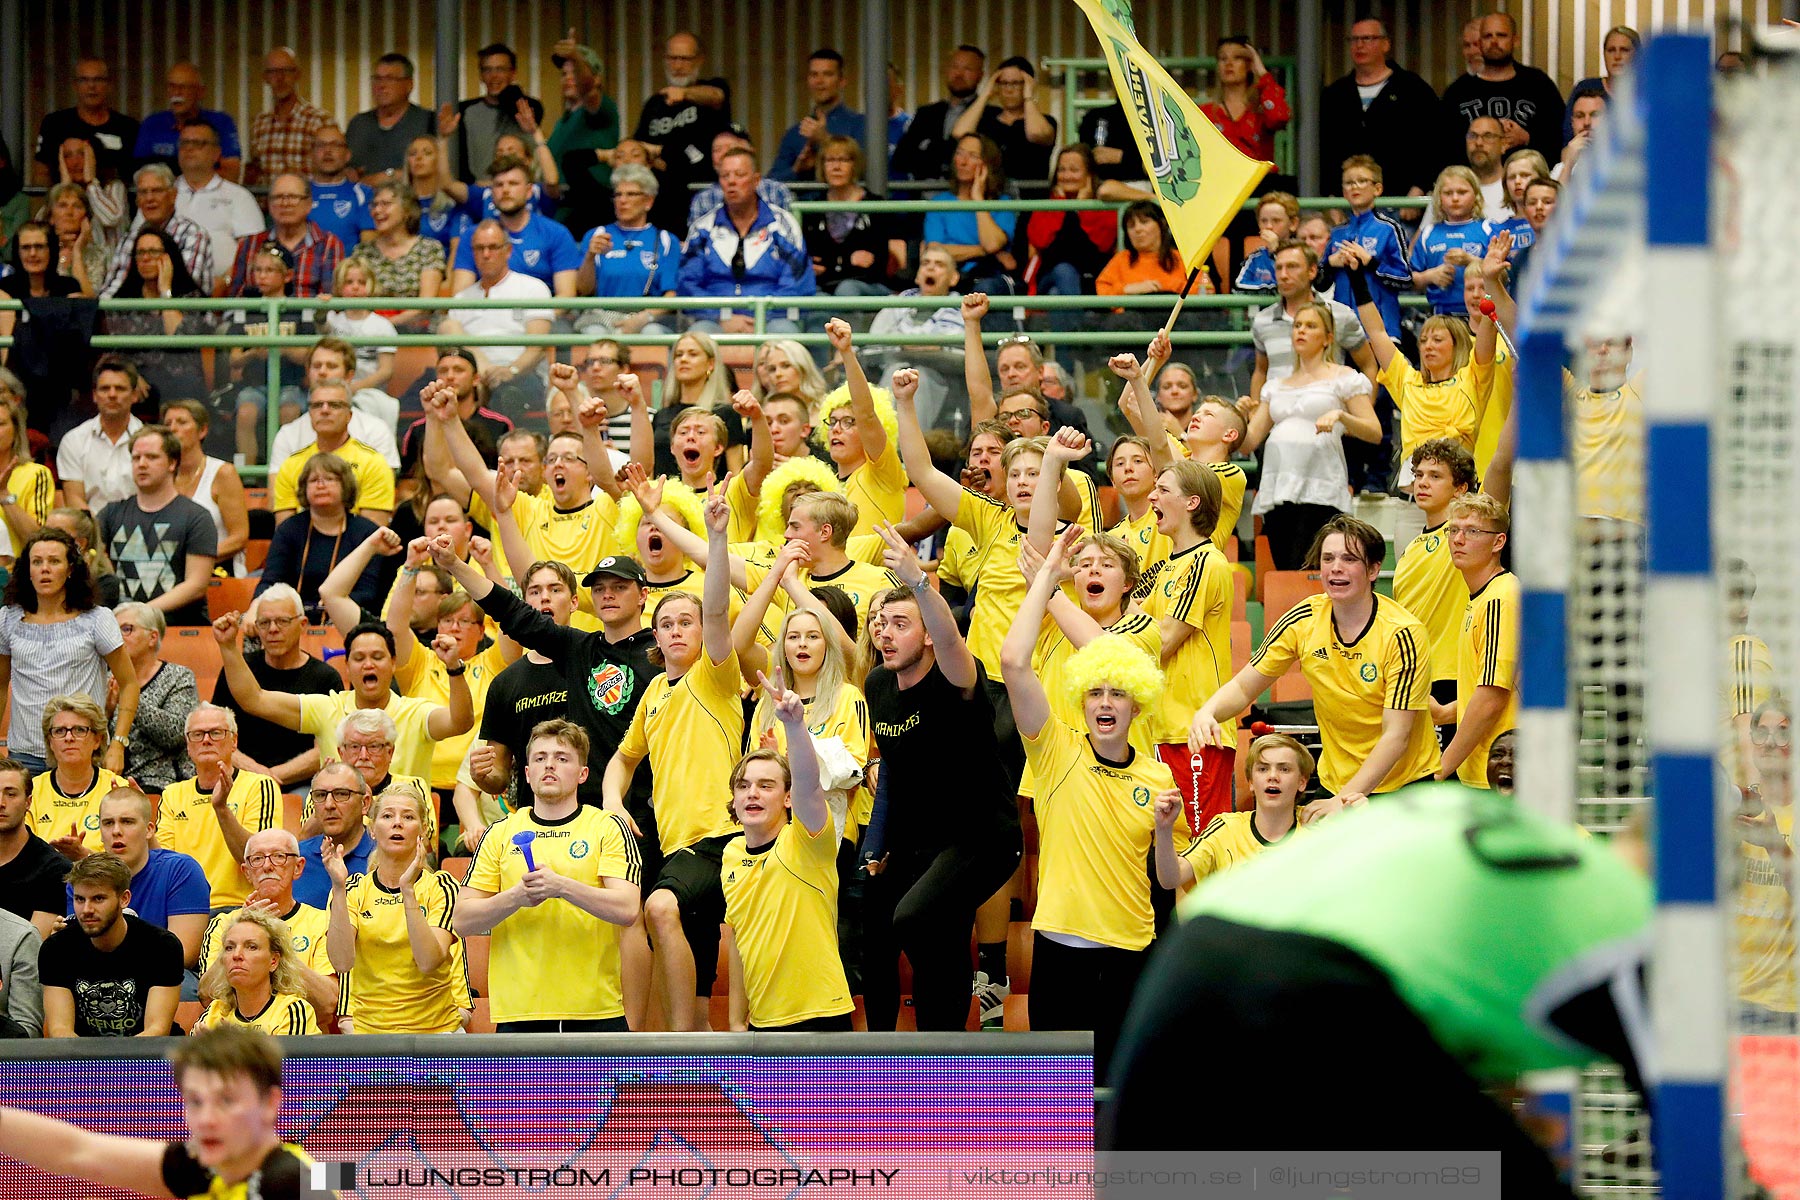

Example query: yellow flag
[1071,0,1273,274]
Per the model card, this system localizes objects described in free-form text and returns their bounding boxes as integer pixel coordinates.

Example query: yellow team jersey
[1564,368,1644,524]
[271,438,395,515]
[1069,467,1104,531]
[1020,611,1161,800]
[722,816,855,1028]
[724,471,761,544]
[474,487,621,586]
[1024,719,1185,950]
[300,693,440,785]
[934,525,983,590]
[1473,342,1514,478]
[1109,506,1171,575]
[340,868,466,1034]
[618,649,746,853]
[638,569,767,646]
[1180,809,1302,885]
[763,686,873,831]
[1134,541,1236,747]
[0,463,54,548]
[743,556,901,640]
[466,805,641,1024]
[1724,632,1775,786]
[1205,460,1247,550]
[29,767,125,850]
[1379,354,1485,458]
[954,488,1078,678]
[840,440,908,536]
[194,991,319,1036]
[1251,594,1441,794]
[159,1140,323,1200]
[395,640,510,789]
[1736,802,1796,1013]
[155,772,281,909]
[200,903,333,976]
[1392,524,1469,685]
[1455,571,1520,788]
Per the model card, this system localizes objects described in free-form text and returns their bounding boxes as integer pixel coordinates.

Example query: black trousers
[1027,933,1148,1078]
[1261,502,1343,572]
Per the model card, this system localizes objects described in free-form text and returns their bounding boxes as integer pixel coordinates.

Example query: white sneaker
[973,971,1010,1030]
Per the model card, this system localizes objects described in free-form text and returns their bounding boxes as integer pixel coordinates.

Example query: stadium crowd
[0,13,1781,1080]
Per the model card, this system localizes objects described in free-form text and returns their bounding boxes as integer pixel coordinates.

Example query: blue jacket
[678,199,817,321]
[1327,208,1411,337]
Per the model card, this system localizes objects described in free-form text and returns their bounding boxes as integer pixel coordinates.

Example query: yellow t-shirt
[271,438,395,515]
[0,463,54,551]
[473,487,621,585]
[299,692,440,785]
[1020,610,1161,800]
[934,525,983,590]
[1023,718,1184,950]
[1108,506,1171,575]
[1454,571,1520,788]
[839,439,909,536]
[200,903,333,976]
[395,640,511,790]
[29,767,125,851]
[1392,524,1469,685]
[1180,809,1302,885]
[954,487,1079,678]
[1379,354,1484,458]
[722,815,855,1028]
[1069,466,1104,532]
[724,471,761,544]
[1205,460,1248,550]
[1473,343,1514,478]
[616,648,746,853]
[1564,369,1644,524]
[340,868,466,1034]
[743,556,901,640]
[1134,540,1236,747]
[1736,802,1796,1013]
[1251,594,1441,794]
[762,686,873,831]
[155,772,281,909]
[194,991,319,1036]
[466,804,641,1024]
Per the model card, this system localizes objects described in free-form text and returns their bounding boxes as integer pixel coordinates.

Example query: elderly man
[151,705,281,912]
[218,586,340,791]
[329,710,432,847]
[226,174,346,298]
[99,163,213,297]
[198,827,337,1026]
[1439,11,1566,163]
[346,53,435,187]
[440,219,556,420]
[679,146,814,335]
[292,762,372,910]
[632,31,733,236]
[173,118,263,288]
[32,56,139,185]
[247,47,332,185]
[1318,19,1439,199]
[133,62,243,181]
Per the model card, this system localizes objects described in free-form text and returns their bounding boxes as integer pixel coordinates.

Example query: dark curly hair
[3,528,97,613]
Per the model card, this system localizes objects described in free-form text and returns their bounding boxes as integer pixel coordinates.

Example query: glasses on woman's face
[134,248,165,260]
[1752,724,1791,748]
[50,725,97,739]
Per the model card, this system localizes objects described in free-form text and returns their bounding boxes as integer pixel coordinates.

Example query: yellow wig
[755,456,844,543]
[816,384,900,455]
[613,480,708,555]
[1062,633,1165,713]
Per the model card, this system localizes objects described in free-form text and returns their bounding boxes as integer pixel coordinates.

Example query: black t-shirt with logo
[38,915,184,1036]
[480,655,571,810]
[865,659,1014,856]
[633,78,733,236]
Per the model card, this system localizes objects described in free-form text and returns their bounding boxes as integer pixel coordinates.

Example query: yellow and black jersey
[1108,506,1170,575]
[1727,633,1773,721]
[160,1140,324,1200]
[1736,801,1796,1013]
[29,767,125,852]
[840,439,909,536]
[1020,611,1161,800]
[1455,571,1519,788]
[155,772,280,910]
[194,991,319,1036]
[1206,460,1247,549]
[722,816,855,1028]
[1180,809,1303,885]
[300,693,440,788]
[1393,524,1469,685]
[764,687,873,832]
[200,903,333,977]
[1563,368,1644,524]
[472,487,621,585]
[1379,353,1485,458]
[1251,594,1441,793]
[954,488,1080,678]
[617,649,746,853]
[1134,540,1235,747]
[933,525,984,591]
[395,639,511,789]
[272,437,394,517]
[339,868,465,1034]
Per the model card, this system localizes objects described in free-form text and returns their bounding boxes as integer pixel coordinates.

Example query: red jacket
[1200,72,1290,163]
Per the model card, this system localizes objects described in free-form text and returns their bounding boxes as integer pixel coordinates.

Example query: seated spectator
[803,136,902,300]
[449,42,545,186]
[217,587,341,792]
[346,53,435,189]
[687,127,796,228]
[320,258,399,431]
[1564,26,1637,143]
[950,57,1058,188]
[306,125,374,250]
[1556,84,1607,182]
[154,705,279,911]
[750,339,829,412]
[439,219,556,419]
[1507,177,1558,281]
[112,602,198,790]
[679,147,814,335]
[396,349,514,479]
[1494,149,1551,248]
[1025,144,1116,342]
[40,852,184,1036]
[271,377,395,525]
[0,392,51,566]
[348,182,447,330]
[134,62,243,182]
[1079,100,1151,193]
[925,135,1017,302]
[0,757,77,937]
[41,183,110,293]
[225,244,315,461]
[104,231,214,407]
[0,902,42,1036]
[246,47,331,186]
[1098,202,1194,302]
[50,136,130,254]
[574,164,679,337]
[292,764,372,910]
[160,399,250,574]
[892,45,988,183]
[1422,118,1507,239]
[403,136,467,261]
[30,696,125,854]
[0,223,85,333]
[225,174,345,298]
[1409,167,1489,316]
[771,49,867,183]
[192,906,320,1035]
[334,710,432,830]
[1201,38,1290,165]
[653,331,745,476]
[98,426,217,627]
[196,828,338,1027]
[1235,192,1299,296]
[172,118,261,287]
[266,339,400,478]
[95,788,211,971]
[0,530,131,782]
[260,454,386,622]
[546,39,620,235]
[31,57,139,188]
[44,510,120,610]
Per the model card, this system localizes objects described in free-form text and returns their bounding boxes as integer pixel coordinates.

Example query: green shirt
[547,97,621,202]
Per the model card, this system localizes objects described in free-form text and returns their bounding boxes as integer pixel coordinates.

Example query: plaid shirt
[249,97,333,180]
[228,223,346,297]
[99,212,215,297]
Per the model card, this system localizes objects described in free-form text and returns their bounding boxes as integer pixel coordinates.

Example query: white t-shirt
[175,174,267,282]
[325,310,399,381]
[54,415,143,511]
[453,272,554,370]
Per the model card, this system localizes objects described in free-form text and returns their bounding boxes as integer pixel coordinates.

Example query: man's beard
[667,70,698,88]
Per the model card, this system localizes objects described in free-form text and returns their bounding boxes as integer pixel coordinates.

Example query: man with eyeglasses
[292,764,373,910]
[269,381,395,526]
[133,62,243,182]
[1318,18,1439,201]
[346,53,435,188]
[153,706,280,912]
[632,32,734,238]
[32,57,139,187]
[576,340,636,446]
[270,338,403,475]
[332,711,430,836]
[575,165,679,338]
[440,218,557,421]
[197,828,338,1027]
[306,126,375,251]
[173,119,263,288]
[247,46,332,187]
[225,175,345,299]
[1429,493,1517,787]
[99,163,214,298]
[217,586,339,793]
[1419,116,1508,240]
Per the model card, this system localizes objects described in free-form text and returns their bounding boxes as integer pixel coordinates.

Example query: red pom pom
[1478,298,1497,319]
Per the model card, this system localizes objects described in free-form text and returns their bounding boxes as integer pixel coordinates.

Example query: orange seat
[244,539,270,572]
[463,932,489,997]
[1232,566,1250,620]
[1231,618,1253,678]
[1261,570,1322,627]
[904,485,927,521]
[1097,484,1119,528]
[300,626,348,684]
[162,628,224,701]
[281,792,303,836]
[466,996,494,1033]
[440,856,471,880]
[245,487,270,511]
[207,578,257,622]
[1253,534,1276,602]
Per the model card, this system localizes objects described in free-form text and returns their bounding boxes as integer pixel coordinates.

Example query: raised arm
[960,293,996,423]
[877,521,977,690]
[1478,229,1517,334]
[701,488,733,664]
[320,526,401,638]
[1000,548,1068,740]
[826,319,889,464]
[425,378,496,509]
[731,390,775,497]
[1030,427,1090,553]
[423,633,475,742]
[1336,243,1399,372]
[760,673,828,835]
[1188,661,1280,753]
[888,367,966,520]
[624,463,751,590]
[211,614,304,730]
[0,1107,173,1197]
[733,542,805,669]
[383,536,435,662]
[1150,791,1191,890]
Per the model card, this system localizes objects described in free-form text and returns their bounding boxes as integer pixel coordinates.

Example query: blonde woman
[192,908,319,1036]
[750,340,829,412]
[651,331,744,477]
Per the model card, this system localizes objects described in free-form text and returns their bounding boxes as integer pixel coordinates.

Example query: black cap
[254,242,297,271]
[582,555,647,586]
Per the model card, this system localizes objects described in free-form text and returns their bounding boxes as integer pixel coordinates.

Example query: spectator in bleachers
[1324,156,1409,339]
[331,712,432,848]
[31,696,125,855]
[0,901,42,1036]
[42,183,110,293]
[225,244,313,462]
[191,907,320,1035]
[1430,492,1517,788]
[272,339,403,475]
[0,529,134,776]
[804,136,902,301]
[40,851,183,1037]
[633,32,733,237]
[133,63,242,183]
[44,511,118,609]
[1235,192,1298,296]
[965,318,1090,437]
[750,339,829,413]
[575,341,632,443]
[291,763,371,909]
[925,136,1018,303]
[866,245,965,415]
[111,602,197,791]
[1078,101,1151,196]
[320,260,399,433]
[447,159,579,298]
[99,164,212,297]
[154,705,278,911]
[687,128,795,228]
[440,219,557,420]
[94,788,212,976]
[892,45,986,182]
[1410,167,1489,316]
[436,113,561,225]
[1318,19,1439,200]
[450,43,545,187]
[771,49,867,184]
[306,126,374,251]
[1507,177,1558,281]
[1556,85,1607,182]
[226,174,345,299]
[1565,26,1637,143]
[546,38,621,236]
[100,424,216,622]
[58,359,143,513]
[50,133,130,256]
[1097,202,1189,303]
[1248,240,1374,416]
[1495,149,1550,242]
[397,349,514,478]
[195,830,335,1023]
[1438,13,1565,165]
[32,57,138,187]
[0,756,77,937]
[349,182,449,331]
[0,223,84,341]
[172,119,262,290]
[952,57,1057,189]
[1460,20,1484,75]
[160,399,249,574]
[404,137,466,262]
[1421,118,1506,239]
[386,492,473,585]
[270,391,395,531]
[347,54,435,189]
[574,164,679,337]
[1201,37,1290,166]
[1025,144,1118,346]
[216,586,340,792]
[680,148,814,335]
[246,47,331,187]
